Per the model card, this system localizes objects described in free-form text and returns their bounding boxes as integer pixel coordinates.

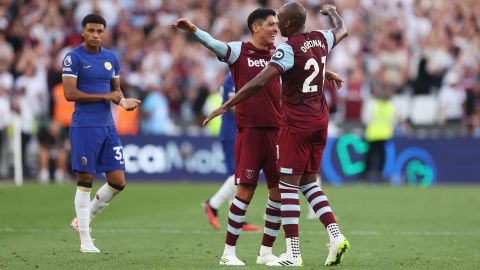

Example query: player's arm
[171,18,239,64]
[63,76,122,103]
[320,4,348,47]
[110,77,141,111]
[203,66,280,125]
[325,70,344,89]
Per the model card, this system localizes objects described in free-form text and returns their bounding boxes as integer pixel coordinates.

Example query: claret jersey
[222,41,281,128]
[269,30,335,132]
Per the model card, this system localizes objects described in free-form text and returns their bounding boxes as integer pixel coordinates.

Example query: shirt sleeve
[112,52,120,78]
[61,53,79,78]
[315,30,335,51]
[268,43,294,73]
[224,42,242,65]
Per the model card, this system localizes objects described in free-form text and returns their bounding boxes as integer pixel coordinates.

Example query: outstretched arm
[171,18,229,59]
[203,66,281,125]
[320,4,348,47]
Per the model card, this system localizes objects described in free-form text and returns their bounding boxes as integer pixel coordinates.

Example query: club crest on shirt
[104,61,112,71]
[64,55,72,66]
[80,156,88,166]
[245,169,255,179]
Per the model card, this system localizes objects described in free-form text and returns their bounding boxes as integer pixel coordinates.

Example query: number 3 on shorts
[113,146,123,161]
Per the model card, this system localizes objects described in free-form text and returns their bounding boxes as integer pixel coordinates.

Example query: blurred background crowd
[0,0,479,181]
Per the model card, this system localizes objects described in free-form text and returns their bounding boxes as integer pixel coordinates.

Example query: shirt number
[302,56,326,93]
[113,146,123,161]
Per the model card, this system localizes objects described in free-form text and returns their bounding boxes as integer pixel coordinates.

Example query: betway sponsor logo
[301,39,325,53]
[247,58,269,67]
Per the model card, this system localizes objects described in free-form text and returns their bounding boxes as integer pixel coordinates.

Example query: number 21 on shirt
[302,56,326,93]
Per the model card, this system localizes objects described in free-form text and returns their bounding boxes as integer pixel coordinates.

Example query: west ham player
[172,9,283,265]
[203,2,349,267]
[62,14,141,253]
[202,73,261,233]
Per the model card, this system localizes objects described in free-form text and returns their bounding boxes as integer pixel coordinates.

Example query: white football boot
[266,253,303,267]
[219,254,245,266]
[80,239,100,253]
[256,252,279,265]
[324,234,350,266]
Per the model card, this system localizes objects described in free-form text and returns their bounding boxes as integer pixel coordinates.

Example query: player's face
[255,15,278,45]
[82,23,105,48]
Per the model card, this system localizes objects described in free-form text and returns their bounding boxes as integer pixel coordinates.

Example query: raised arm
[203,66,280,125]
[320,4,348,47]
[171,18,229,60]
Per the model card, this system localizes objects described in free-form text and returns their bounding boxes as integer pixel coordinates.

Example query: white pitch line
[1,227,480,236]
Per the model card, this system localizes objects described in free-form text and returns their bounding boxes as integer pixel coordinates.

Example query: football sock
[279,181,300,238]
[326,223,342,241]
[90,182,124,221]
[209,174,236,210]
[286,237,301,259]
[225,196,249,247]
[300,182,336,226]
[261,197,281,249]
[75,183,92,242]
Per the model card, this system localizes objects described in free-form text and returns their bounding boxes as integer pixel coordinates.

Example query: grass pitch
[0,182,479,269]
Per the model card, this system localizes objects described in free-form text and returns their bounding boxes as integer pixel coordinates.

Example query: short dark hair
[82,14,107,28]
[247,8,276,33]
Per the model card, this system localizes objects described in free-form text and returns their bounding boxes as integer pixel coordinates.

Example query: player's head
[277,2,306,37]
[247,8,278,45]
[81,14,106,48]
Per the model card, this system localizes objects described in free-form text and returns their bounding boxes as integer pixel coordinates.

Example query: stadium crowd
[0,0,479,179]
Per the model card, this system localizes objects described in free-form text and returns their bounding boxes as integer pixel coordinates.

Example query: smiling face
[252,15,278,45]
[82,23,105,49]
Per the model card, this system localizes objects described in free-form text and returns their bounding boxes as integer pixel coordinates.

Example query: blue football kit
[62,44,125,174]
[219,74,236,175]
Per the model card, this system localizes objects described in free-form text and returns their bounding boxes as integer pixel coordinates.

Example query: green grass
[1,183,480,269]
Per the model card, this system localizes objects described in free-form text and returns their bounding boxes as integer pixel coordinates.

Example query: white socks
[259,245,273,256]
[209,174,236,209]
[327,223,342,242]
[223,244,236,256]
[91,183,120,220]
[286,237,301,258]
[75,187,92,242]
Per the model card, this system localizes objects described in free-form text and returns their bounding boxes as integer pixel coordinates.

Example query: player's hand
[203,107,227,126]
[325,70,344,89]
[120,98,142,111]
[107,91,123,104]
[171,18,197,33]
[320,4,337,15]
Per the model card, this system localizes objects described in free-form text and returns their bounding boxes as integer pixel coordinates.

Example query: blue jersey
[219,74,237,141]
[62,45,120,127]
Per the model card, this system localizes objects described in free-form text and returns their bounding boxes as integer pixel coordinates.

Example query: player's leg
[69,126,100,253]
[266,128,307,266]
[91,126,127,222]
[301,128,349,266]
[38,144,50,184]
[307,175,322,220]
[220,183,256,266]
[220,128,260,266]
[74,171,100,253]
[90,170,126,222]
[257,128,282,264]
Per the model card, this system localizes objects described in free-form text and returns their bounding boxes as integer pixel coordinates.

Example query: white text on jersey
[301,40,325,53]
[247,58,269,67]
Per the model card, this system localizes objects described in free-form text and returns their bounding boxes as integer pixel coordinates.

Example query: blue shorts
[70,126,125,174]
[221,139,235,175]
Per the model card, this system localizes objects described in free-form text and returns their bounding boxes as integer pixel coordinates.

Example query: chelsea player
[62,14,140,253]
